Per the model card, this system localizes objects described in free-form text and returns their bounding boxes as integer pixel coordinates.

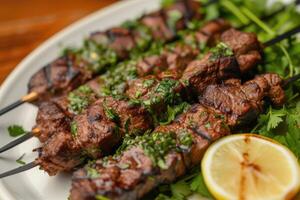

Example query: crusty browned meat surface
[69,73,285,200]
[90,28,136,59]
[34,101,71,142]
[221,28,262,73]
[181,28,263,95]
[186,18,231,47]
[200,73,285,126]
[181,52,240,94]
[28,54,91,103]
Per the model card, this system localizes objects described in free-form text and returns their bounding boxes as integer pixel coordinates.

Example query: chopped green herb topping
[86,166,100,179]
[103,102,120,123]
[100,61,138,96]
[68,85,94,114]
[143,79,155,88]
[16,153,26,165]
[95,195,110,200]
[70,121,78,138]
[160,102,191,125]
[143,79,181,108]
[209,42,234,61]
[7,125,26,137]
[80,40,117,73]
[167,10,183,30]
[115,131,193,169]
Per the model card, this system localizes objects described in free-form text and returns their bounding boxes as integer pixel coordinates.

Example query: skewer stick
[0,128,39,154]
[0,162,38,179]
[263,25,300,47]
[0,92,38,116]
[283,74,300,88]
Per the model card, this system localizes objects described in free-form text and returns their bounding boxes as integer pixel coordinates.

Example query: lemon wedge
[201,134,300,200]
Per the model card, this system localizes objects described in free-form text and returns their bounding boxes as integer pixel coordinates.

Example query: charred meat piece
[34,101,71,142]
[181,50,240,95]
[200,73,285,126]
[90,28,136,59]
[181,28,263,95]
[221,28,262,73]
[185,18,231,47]
[70,104,230,200]
[36,96,153,175]
[28,54,92,103]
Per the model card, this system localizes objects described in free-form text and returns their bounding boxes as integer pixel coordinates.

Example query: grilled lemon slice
[201,134,300,200]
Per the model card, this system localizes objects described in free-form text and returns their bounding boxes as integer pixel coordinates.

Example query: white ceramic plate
[0,0,160,199]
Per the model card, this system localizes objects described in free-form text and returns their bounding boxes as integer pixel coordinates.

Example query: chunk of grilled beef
[34,101,71,142]
[186,18,231,47]
[181,28,263,95]
[36,96,153,175]
[221,28,262,73]
[70,104,230,200]
[200,73,285,126]
[90,28,135,59]
[28,54,92,103]
[181,52,240,94]
[70,73,286,200]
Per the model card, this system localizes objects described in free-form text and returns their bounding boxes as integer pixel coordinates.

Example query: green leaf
[267,109,286,131]
[171,181,192,200]
[7,125,26,137]
[190,174,213,198]
[16,153,26,165]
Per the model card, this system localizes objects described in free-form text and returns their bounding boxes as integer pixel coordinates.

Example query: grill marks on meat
[70,73,285,200]
[28,54,91,103]
[186,18,231,47]
[36,96,153,175]
[90,28,135,59]
[221,28,262,73]
[200,73,285,126]
[70,104,230,200]
[181,28,263,95]
[181,53,240,94]
[34,101,71,142]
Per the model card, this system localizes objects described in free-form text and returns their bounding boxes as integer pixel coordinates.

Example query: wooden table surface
[0,0,117,84]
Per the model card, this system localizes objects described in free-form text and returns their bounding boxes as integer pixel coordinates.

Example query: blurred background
[0,0,118,83]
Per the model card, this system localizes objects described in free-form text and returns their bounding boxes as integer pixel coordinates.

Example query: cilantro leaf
[7,125,27,137]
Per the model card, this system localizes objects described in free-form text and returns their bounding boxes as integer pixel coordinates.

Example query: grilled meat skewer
[0,0,203,116]
[70,73,286,200]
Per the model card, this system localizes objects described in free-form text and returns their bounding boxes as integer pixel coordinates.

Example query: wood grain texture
[0,0,117,84]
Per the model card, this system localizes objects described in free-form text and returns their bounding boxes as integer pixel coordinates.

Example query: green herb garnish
[209,42,234,61]
[70,121,78,138]
[16,153,26,165]
[86,167,100,179]
[7,125,26,137]
[68,85,94,114]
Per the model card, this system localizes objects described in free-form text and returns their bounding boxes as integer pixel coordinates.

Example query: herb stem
[240,6,295,77]
[220,0,249,24]
[241,7,275,36]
